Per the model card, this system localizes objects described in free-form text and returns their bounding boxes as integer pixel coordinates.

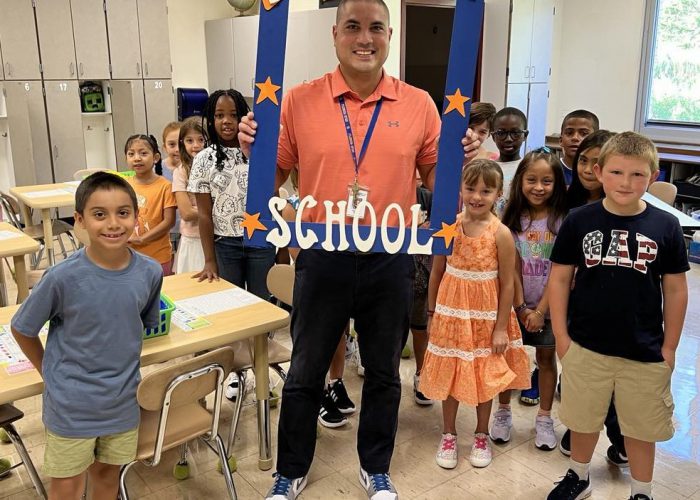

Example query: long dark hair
[502,150,567,234]
[124,134,162,175]
[566,130,616,211]
[202,89,250,172]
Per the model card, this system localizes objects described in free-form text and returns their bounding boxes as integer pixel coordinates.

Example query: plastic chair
[0,192,78,267]
[648,181,677,205]
[0,404,47,499]
[72,168,107,181]
[118,347,238,500]
[224,265,294,461]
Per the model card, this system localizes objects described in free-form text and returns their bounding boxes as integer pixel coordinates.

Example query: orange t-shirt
[128,176,177,264]
[277,67,441,227]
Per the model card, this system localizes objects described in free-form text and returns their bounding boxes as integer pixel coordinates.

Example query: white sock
[329,378,339,385]
[570,459,590,481]
[631,478,652,498]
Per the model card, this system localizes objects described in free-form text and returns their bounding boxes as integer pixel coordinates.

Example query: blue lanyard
[338,96,383,178]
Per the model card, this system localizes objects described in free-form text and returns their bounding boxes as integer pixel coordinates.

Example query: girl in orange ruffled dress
[420,159,530,469]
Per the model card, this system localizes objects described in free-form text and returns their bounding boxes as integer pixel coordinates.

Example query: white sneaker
[535,415,557,450]
[265,473,307,499]
[435,433,458,469]
[489,408,512,443]
[469,433,492,468]
[225,373,239,401]
[358,468,398,500]
[413,373,433,406]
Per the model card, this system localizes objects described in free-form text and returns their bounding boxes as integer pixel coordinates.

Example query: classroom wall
[480,0,510,109]
[546,0,646,134]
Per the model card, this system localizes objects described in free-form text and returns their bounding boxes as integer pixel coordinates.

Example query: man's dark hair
[336,0,390,23]
[75,171,138,214]
[493,106,528,129]
[561,109,600,132]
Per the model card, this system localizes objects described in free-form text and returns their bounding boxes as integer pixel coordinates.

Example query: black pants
[605,401,626,455]
[276,250,414,478]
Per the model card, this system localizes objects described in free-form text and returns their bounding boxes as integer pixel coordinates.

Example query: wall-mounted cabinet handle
[5,63,11,77]
[1,133,7,138]
[69,62,75,76]
[531,66,536,79]
[136,62,141,76]
[251,77,255,91]
[79,62,84,76]
[53,145,59,159]
[524,66,530,79]
[144,62,149,76]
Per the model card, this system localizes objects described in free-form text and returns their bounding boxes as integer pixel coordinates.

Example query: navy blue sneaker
[359,468,398,499]
[265,473,308,500]
[520,368,540,405]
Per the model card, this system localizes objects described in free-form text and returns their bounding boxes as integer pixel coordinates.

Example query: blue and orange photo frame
[243,0,485,255]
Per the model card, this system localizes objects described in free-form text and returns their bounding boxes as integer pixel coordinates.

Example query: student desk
[0,223,40,305]
[9,183,77,267]
[643,192,700,228]
[0,273,290,470]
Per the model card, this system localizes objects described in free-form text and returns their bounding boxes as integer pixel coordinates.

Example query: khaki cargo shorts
[559,342,674,443]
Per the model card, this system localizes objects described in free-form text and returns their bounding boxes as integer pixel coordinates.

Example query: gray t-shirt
[12,248,163,437]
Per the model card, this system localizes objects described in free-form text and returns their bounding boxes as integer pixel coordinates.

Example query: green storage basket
[143,294,176,339]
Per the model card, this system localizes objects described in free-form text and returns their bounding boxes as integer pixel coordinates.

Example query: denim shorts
[518,318,555,347]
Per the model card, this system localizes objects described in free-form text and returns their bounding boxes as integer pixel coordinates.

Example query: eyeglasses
[492,129,528,139]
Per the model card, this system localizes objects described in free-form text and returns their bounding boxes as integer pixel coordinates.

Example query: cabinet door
[106,0,142,79]
[35,0,78,80]
[283,12,309,93]
[0,43,4,80]
[4,81,53,185]
[71,0,111,80]
[0,0,41,80]
[306,8,338,82]
[205,18,234,92]
[111,79,146,171]
[507,0,534,84]
[526,82,549,150]
[232,16,259,98]
[45,81,87,182]
[506,82,530,156]
[529,0,554,83]
[144,79,174,138]
[137,0,171,79]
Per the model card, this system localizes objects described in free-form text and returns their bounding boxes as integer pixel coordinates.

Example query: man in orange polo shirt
[239,1,479,498]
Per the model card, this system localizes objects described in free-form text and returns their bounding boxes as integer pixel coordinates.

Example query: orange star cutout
[241,212,268,238]
[443,88,470,117]
[255,77,281,105]
[432,222,458,248]
[262,0,282,10]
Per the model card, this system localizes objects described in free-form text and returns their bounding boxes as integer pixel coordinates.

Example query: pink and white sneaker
[435,433,458,469]
[469,433,492,468]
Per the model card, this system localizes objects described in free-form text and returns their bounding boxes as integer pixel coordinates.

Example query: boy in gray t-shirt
[11,172,162,499]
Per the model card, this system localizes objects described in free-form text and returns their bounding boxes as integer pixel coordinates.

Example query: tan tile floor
[1,243,699,499]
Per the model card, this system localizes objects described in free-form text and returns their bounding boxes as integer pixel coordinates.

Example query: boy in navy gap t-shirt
[546,133,689,500]
[11,172,162,499]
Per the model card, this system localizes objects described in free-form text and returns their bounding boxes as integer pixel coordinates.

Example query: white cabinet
[507,0,553,84]
[205,19,235,92]
[137,0,172,79]
[144,79,175,138]
[71,0,111,80]
[44,81,87,182]
[232,15,259,98]
[0,0,42,80]
[106,0,142,79]
[3,81,53,186]
[110,79,146,171]
[34,0,78,80]
[527,83,549,149]
[214,8,339,99]
[0,43,4,80]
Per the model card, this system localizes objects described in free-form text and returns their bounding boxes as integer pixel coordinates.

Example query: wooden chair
[224,264,294,461]
[648,181,677,205]
[118,347,238,500]
[73,168,107,181]
[0,192,77,267]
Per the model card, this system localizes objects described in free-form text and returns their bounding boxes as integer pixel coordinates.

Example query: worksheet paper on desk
[0,325,48,375]
[0,230,23,241]
[22,189,73,198]
[175,288,263,317]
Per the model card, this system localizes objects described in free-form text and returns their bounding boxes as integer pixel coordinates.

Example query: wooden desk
[10,183,76,267]
[0,223,40,305]
[0,273,289,470]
